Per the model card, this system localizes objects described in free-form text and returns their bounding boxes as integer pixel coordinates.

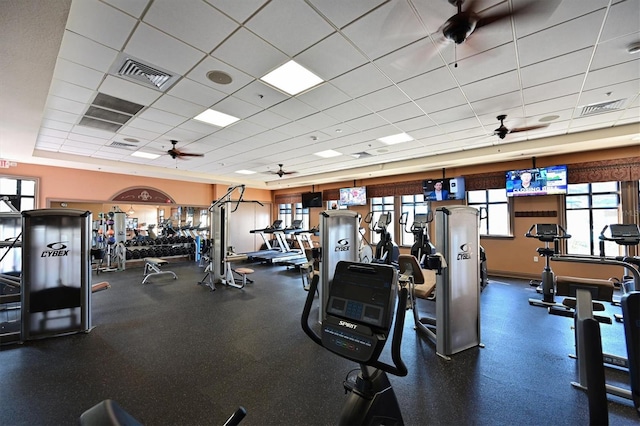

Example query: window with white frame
[278,203,292,227]
[467,189,510,236]
[0,177,36,212]
[370,196,395,244]
[295,202,310,230]
[565,181,620,256]
[399,194,429,246]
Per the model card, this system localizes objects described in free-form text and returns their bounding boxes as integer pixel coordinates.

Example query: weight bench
[142,257,177,284]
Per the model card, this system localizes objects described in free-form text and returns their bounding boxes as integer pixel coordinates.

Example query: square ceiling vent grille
[78,93,145,133]
[110,53,180,92]
[580,99,625,116]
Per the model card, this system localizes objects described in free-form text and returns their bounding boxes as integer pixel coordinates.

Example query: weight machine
[198,185,263,291]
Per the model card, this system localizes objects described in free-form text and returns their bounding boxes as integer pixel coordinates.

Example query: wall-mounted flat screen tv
[505,165,568,197]
[339,186,367,206]
[301,191,323,208]
[423,177,466,201]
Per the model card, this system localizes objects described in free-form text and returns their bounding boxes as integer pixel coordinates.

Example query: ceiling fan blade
[509,124,549,133]
[177,152,204,158]
[476,0,561,30]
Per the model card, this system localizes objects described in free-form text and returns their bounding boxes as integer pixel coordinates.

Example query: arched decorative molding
[110,187,175,204]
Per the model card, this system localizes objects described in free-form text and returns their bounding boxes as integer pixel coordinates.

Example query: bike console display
[321,262,397,363]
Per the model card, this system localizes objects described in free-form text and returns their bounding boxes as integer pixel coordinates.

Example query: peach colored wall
[273,146,638,280]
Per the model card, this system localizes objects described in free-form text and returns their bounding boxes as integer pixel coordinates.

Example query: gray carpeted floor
[1,260,638,425]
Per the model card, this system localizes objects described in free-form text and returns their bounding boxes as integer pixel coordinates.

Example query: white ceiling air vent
[108,141,138,150]
[78,93,145,133]
[111,54,180,92]
[350,152,373,159]
[580,99,625,116]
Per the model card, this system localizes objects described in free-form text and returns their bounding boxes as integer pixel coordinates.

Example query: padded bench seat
[142,257,177,284]
[556,276,615,301]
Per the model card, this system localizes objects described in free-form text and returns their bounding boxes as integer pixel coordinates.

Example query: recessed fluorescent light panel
[235,170,256,175]
[194,109,240,127]
[378,132,414,145]
[260,60,323,95]
[314,149,342,158]
[131,151,160,159]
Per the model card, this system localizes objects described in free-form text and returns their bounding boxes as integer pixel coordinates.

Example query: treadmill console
[322,261,397,363]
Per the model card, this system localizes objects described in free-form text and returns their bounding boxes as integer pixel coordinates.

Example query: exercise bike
[301,261,408,425]
[526,223,571,308]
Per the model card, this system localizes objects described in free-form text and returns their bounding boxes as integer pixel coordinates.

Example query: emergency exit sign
[0,160,17,168]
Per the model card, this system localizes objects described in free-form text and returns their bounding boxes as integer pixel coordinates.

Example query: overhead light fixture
[260,60,323,96]
[314,149,342,158]
[194,109,240,127]
[131,151,160,159]
[235,170,256,175]
[128,205,135,215]
[378,132,414,145]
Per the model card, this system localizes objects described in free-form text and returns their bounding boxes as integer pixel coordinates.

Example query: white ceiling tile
[205,0,268,24]
[43,109,80,124]
[41,119,74,132]
[600,0,640,42]
[270,98,318,121]
[331,63,393,98]
[416,88,468,114]
[246,0,334,57]
[151,95,205,118]
[297,83,351,111]
[213,96,263,120]
[144,0,237,53]
[295,112,340,131]
[525,95,580,117]
[341,1,427,61]
[517,10,606,67]
[513,0,609,38]
[53,59,105,90]
[461,70,521,102]
[186,56,255,95]
[296,33,369,82]
[45,95,86,115]
[232,80,289,109]
[344,113,389,132]
[523,75,585,105]
[58,31,119,73]
[48,80,95,104]
[66,0,137,50]
[211,28,289,78]
[452,43,518,85]
[377,102,425,124]
[357,85,411,112]
[137,108,188,127]
[592,32,640,69]
[306,0,387,30]
[577,79,640,108]
[428,104,477,125]
[397,67,458,99]
[167,78,227,108]
[124,23,206,76]
[394,116,438,134]
[584,61,640,91]
[102,0,150,18]
[99,75,162,106]
[245,110,290,129]
[520,48,593,89]
[470,91,523,116]
[373,37,446,83]
[323,100,372,122]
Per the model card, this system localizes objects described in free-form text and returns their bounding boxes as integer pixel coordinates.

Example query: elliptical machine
[400,212,435,267]
[301,261,408,425]
[366,212,399,265]
[526,223,571,308]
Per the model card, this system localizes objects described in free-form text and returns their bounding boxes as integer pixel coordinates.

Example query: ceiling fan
[166,140,204,159]
[270,164,297,178]
[437,0,560,46]
[493,114,548,139]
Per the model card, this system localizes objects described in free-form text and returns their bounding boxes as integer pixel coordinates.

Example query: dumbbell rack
[124,235,196,263]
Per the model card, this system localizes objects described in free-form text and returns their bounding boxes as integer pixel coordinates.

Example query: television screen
[506,165,567,197]
[301,191,323,208]
[423,177,466,201]
[339,186,367,206]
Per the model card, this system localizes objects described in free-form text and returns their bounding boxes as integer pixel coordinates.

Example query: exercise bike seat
[398,254,436,299]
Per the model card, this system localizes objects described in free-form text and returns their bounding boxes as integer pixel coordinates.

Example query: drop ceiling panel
[167,78,227,108]
[66,0,137,50]
[357,85,412,112]
[517,10,606,67]
[53,59,105,90]
[453,43,519,86]
[513,0,609,38]
[295,33,369,81]
[205,0,268,24]
[377,102,425,124]
[341,1,427,61]
[599,0,640,42]
[397,67,459,100]
[323,100,372,122]
[58,31,119,73]
[583,61,640,91]
[211,28,289,78]
[330,63,393,98]
[151,95,205,118]
[144,0,237,53]
[45,95,87,115]
[246,0,335,57]
[297,83,351,111]
[520,48,592,89]
[48,80,95,104]
[103,0,150,18]
[269,98,318,121]
[232,80,289,109]
[137,108,189,127]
